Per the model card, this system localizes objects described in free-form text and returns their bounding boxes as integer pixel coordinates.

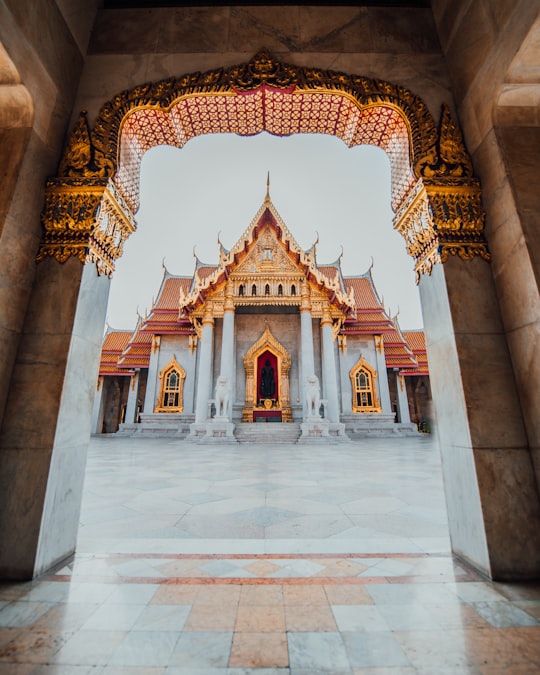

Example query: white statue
[304,374,321,418]
[214,375,229,418]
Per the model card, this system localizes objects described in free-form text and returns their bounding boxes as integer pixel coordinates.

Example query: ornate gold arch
[38,50,489,280]
[349,355,381,413]
[155,356,186,413]
[242,324,292,423]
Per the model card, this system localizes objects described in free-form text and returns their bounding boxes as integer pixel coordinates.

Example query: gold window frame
[155,356,186,413]
[349,356,381,413]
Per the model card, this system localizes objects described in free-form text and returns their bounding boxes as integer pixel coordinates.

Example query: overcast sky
[106,132,423,330]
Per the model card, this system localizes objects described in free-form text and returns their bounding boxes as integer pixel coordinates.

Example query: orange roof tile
[196,265,218,281]
[402,330,429,375]
[102,330,132,353]
[344,276,384,310]
[318,265,340,282]
[154,276,192,311]
[99,330,134,376]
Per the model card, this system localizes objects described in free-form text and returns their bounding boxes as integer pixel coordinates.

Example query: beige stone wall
[431,0,540,482]
[75,5,451,125]
[0,0,99,429]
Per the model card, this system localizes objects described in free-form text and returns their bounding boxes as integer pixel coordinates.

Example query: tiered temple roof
[99,328,134,376]
[402,330,429,376]
[99,192,428,378]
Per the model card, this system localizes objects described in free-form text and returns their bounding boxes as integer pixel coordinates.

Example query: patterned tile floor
[0,435,539,673]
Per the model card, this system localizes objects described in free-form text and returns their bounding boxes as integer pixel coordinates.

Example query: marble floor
[0,434,539,673]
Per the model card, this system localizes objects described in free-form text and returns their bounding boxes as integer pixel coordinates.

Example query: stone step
[234,422,301,443]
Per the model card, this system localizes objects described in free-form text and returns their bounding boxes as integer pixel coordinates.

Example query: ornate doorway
[242,325,292,422]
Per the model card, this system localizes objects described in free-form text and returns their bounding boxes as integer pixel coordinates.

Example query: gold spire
[265,171,270,202]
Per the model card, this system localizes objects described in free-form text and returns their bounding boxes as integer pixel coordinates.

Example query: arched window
[238,284,244,296]
[252,284,257,296]
[155,357,186,413]
[265,283,270,295]
[291,284,296,296]
[278,284,283,296]
[349,356,381,413]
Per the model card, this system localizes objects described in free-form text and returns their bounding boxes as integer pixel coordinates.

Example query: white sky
[106,132,423,330]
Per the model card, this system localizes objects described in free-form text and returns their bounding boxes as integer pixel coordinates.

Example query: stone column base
[298,419,349,443]
[188,419,237,444]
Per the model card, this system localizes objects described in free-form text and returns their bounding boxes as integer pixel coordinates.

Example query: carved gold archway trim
[242,324,292,423]
[349,355,381,413]
[38,51,489,280]
[155,356,186,413]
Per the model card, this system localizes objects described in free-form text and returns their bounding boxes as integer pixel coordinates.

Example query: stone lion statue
[304,374,321,418]
[214,375,229,418]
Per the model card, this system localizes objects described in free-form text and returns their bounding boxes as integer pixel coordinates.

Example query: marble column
[218,285,235,419]
[124,371,140,423]
[320,307,339,423]
[0,259,110,579]
[90,377,105,434]
[194,306,214,423]
[420,256,540,579]
[374,335,392,415]
[143,337,160,413]
[300,282,315,418]
[395,373,411,424]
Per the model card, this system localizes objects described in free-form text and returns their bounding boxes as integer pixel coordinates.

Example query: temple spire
[265,171,270,202]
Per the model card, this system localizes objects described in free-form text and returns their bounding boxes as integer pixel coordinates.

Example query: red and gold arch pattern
[117,88,415,214]
[39,52,488,278]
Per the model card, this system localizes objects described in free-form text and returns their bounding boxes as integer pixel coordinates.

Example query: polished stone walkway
[0,435,539,673]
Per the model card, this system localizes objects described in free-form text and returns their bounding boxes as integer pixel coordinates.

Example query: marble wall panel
[156,335,197,415]
[34,264,110,576]
[55,0,104,56]
[437,440,490,576]
[0,447,51,579]
[0,257,83,449]
[473,446,540,580]
[506,323,540,460]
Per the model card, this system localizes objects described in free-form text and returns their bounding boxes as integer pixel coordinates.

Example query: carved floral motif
[40,51,488,279]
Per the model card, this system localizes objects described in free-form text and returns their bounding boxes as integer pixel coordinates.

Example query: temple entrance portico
[0,29,539,584]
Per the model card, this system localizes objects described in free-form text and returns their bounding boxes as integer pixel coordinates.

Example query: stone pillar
[195,305,214,423]
[320,307,339,423]
[395,373,411,424]
[300,282,315,419]
[0,259,110,579]
[91,377,106,434]
[124,371,140,423]
[374,335,392,415]
[420,256,540,580]
[218,285,235,420]
[143,337,160,413]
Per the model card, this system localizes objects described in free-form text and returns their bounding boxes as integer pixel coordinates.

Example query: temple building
[93,187,431,441]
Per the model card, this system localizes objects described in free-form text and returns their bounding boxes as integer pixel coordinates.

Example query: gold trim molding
[394,179,489,282]
[37,175,136,277]
[242,325,292,423]
[41,52,488,279]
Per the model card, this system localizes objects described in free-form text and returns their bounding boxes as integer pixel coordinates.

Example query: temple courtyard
[0,434,539,673]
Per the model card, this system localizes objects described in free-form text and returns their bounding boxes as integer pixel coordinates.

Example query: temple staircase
[234,422,301,444]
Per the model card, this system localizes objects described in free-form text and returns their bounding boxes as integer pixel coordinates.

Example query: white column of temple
[321,307,340,423]
[124,371,140,423]
[300,281,315,418]
[395,373,411,423]
[219,285,235,419]
[374,335,392,414]
[90,377,105,433]
[143,336,160,413]
[194,306,214,422]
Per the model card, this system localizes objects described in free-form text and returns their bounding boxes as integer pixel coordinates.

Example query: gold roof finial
[265,171,270,202]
